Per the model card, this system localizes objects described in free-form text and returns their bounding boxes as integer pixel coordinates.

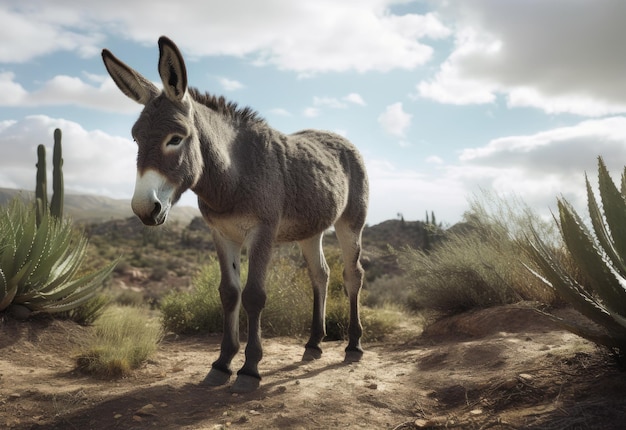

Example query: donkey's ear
[158,36,188,102]
[102,49,159,105]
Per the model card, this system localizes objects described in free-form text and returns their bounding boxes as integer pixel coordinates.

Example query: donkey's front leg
[203,233,242,387]
[232,226,274,393]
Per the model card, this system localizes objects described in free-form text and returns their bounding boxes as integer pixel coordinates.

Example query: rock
[8,304,32,320]
[135,403,156,416]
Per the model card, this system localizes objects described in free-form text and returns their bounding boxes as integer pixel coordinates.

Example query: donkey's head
[102,37,203,225]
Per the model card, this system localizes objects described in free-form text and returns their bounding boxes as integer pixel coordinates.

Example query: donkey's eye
[167,136,183,146]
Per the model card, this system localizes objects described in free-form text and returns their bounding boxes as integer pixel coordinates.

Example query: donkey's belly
[275,217,334,243]
[204,213,333,245]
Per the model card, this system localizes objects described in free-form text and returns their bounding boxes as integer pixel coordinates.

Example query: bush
[363,274,411,309]
[76,305,162,377]
[160,258,224,334]
[400,190,557,314]
[160,250,401,341]
[61,293,111,325]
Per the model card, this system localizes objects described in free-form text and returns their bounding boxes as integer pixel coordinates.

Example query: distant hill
[363,219,428,251]
[0,188,200,225]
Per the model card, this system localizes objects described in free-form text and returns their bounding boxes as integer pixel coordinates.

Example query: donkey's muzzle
[131,169,174,226]
[133,199,168,226]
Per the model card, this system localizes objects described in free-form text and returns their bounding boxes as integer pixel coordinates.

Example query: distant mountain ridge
[0,188,200,225]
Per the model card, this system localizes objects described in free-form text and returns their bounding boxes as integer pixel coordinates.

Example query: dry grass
[400,190,559,314]
[76,305,162,377]
[160,250,403,341]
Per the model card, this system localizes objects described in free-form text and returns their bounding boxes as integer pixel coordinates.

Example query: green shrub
[61,293,111,325]
[526,157,626,364]
[400,190,557,314]
[363,274,411,309]
[76,305,162,377]
[160,258,224,334]
[160,250,400,341]
[0,199,117,316]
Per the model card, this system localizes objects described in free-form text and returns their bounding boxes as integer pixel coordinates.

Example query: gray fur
[102,36,369,392]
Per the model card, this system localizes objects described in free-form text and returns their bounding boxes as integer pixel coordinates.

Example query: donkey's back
[200,124,368,244]
[278,128,368,242]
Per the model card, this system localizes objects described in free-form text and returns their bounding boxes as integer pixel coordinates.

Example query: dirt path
[2,305,626,429]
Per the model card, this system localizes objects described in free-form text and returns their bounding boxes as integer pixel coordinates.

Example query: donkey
[102,36,369,392]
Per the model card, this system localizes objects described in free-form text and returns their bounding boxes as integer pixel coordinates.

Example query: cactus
[35,128,64,224]
[50,128,64,219]
[35,144,47,226]
[526,156,626,364]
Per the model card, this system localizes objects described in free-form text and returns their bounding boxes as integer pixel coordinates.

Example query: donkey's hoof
[202,368,231,386]
[231,374,261,393]
[302,347,322,361]
[344,349,364,363]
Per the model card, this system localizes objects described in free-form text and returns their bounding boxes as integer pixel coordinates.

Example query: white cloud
[426,155,444,164]
[305,93,368,115]
[378,102,412,138]
[0,6,104,63]
[365,158,467,225]
[218,77,244,91]
[0,115,136,199]
[0,72,141,113]
[0,1,450,74]
[343,93,366,106]
[454,116,626,217]
[420,0,626,116]
[268,108,292,117]
[313,96,348,109]
[303,107,320,118]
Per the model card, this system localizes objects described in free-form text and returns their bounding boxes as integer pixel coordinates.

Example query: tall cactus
[50,128,64,219]
[35,144,47,226]
[35,128,64,225]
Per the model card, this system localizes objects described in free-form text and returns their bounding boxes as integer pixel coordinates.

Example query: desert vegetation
[5,129,626,430]
[5,154,626,376]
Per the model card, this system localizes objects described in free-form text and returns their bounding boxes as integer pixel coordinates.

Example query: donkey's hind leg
[299,233,330,361]
[334,218,365,362]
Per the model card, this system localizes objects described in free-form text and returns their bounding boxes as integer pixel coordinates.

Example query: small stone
[414,418,429,427]
[114,414,123,419]
[518,373,534,381]
[136,404,157,416]
[366,383,378,390]
[8,304,32,320]
[470,408,483,415]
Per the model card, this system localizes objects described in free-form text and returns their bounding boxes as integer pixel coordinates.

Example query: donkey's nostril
[151,201,162,220]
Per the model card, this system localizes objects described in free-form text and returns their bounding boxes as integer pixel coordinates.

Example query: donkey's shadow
[42,358,353,429]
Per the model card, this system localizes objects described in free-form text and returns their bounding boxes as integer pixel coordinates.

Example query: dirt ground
[2,304,626,430]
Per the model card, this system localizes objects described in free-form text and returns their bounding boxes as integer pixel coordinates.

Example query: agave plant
[0,198,117,315]
[526,157,626,362]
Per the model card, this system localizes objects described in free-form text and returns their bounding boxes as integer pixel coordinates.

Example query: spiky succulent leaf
[525,228,623,333]
[597,157,626,260]
[0,198,117,314]
[535,309,626,350]
[23,259,117,313]
[557,197,626,315]
[586,173,626,279]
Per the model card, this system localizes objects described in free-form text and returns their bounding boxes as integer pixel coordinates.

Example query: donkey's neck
[190,102,240,213]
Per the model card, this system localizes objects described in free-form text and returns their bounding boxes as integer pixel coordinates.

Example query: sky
[1,0,626,227]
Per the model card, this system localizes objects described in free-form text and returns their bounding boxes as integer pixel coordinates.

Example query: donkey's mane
[189,87,264,124]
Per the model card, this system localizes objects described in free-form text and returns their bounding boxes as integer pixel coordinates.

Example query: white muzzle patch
[131,169,176,225]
